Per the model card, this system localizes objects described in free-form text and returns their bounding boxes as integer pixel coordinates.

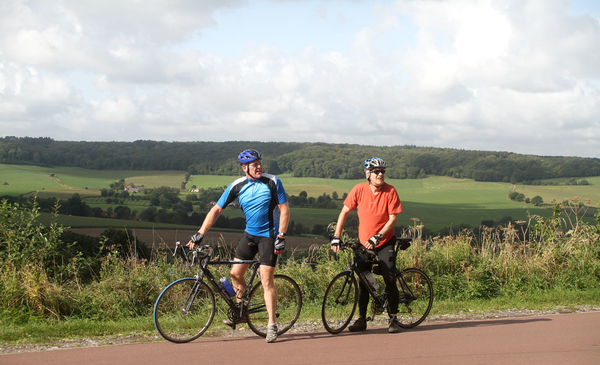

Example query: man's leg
[230,232,255,300]
[377,240,400,333]
[230,259,249,301]
[259,264,277,324]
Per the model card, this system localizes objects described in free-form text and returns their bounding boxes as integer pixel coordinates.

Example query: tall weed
[0,198,598,324]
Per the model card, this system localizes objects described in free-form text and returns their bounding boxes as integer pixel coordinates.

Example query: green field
[0,164,188,199]
[2,164,599,232]
[513,176,600,206]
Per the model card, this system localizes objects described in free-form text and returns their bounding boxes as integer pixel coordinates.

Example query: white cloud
[0,0,599,158]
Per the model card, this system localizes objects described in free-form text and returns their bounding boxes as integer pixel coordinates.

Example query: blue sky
[1,0,599,158]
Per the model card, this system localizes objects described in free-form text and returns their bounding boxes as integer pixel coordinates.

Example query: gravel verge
[2,305,598,355]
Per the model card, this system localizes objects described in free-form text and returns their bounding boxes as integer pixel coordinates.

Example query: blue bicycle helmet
[238,149,262,163]
[363,157,387,170]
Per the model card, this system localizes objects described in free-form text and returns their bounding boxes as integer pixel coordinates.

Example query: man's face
[244,160,263,179]
[367,168,385,186]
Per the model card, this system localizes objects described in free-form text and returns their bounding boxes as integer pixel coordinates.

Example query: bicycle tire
[321,271,358,334]
[394,268,433,329]
[153,278,216,343]
[246,274,303,337]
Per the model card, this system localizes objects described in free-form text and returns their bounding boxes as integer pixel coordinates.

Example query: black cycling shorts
[234,232,277,267]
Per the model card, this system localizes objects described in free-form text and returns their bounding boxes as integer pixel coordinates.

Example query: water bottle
[364,272,379,290]
[220,277,235,296]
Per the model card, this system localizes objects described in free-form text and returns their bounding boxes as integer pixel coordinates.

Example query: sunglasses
[371,169,386,175]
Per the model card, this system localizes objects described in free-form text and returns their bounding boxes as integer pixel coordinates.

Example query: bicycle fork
[181,280,203,315]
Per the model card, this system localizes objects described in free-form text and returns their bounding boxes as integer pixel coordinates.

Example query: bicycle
[153,241,303,343]
[321,237,433,334]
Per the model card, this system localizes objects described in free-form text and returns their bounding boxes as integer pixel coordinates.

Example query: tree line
[2,136,600,182]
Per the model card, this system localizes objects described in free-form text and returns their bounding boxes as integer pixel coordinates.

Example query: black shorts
[234,232,277,267]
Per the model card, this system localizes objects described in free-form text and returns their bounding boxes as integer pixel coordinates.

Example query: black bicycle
[153,241,303,343]
[321,237,433,334]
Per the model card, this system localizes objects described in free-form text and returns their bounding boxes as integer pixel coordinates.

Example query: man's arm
[187,204,223,249]
[334,205,351,237]
[274,202,290,254]
[331,205,352,252]
[277,202,290,235]
[379,214,398,237]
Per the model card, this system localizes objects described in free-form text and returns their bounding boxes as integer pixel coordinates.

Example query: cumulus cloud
[0,0,599,158]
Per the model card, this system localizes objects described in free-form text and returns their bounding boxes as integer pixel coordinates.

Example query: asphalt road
[3,312,599,365]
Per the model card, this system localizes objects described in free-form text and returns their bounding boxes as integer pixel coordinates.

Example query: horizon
[1,135,598,160]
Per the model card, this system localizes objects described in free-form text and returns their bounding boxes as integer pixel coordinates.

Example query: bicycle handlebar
[174,241,212,265]
[332,236,412,254]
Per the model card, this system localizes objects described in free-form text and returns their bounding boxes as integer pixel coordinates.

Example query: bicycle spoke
[246,275,303,337]
[395,268,433,329]
[322,271,357,334]
[154,278,216,343]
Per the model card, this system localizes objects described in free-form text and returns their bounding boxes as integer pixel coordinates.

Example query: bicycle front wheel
[395,268,433,329]
[321,271,358,334]
[247,274,303,337]
[153,278,216,343]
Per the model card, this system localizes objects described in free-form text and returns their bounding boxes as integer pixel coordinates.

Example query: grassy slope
[3,164,598,231]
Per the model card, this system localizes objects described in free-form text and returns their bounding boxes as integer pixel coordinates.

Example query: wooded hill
[2,136,600,183]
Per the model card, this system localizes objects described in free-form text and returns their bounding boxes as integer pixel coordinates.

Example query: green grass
[1,288,597,345]
[36,213,199,230]
[0,164,69,195]
[0,164,188,198]
[514,184,600,206]
[3,164,599,232]
[430,289,600,316]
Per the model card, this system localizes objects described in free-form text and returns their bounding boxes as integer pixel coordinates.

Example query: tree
[531,196,544,206]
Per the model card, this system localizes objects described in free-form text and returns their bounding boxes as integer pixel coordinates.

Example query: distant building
[125,184,146,192]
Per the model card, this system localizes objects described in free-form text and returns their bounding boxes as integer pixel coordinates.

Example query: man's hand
[187,232,204,250]
[366,234,383,249]
[331,236,341,252]
[274,237,286,254]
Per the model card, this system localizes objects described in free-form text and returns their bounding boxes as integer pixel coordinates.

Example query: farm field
[513,176,600,206]
[0,164,187,199]
[67,228,327,252]
[3,164,599,233]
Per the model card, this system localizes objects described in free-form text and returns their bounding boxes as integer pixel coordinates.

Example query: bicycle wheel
[154,278,216,343]
[395,268,433,329]
[247,274,303,337]
[321,271,358,334]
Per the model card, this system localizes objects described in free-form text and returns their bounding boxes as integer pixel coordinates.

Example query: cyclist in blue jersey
[187,149,289,343]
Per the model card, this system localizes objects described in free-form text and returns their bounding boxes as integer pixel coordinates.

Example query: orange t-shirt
[344,182,403,248]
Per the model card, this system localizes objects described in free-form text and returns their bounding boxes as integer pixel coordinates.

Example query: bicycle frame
[173,242,262,321]
[339,238,413,321]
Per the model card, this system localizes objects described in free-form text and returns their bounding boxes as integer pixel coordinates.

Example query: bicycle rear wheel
[247,274,303,337]
[321,271,358,334]
[395,268,433,329]
[154,278,216,343]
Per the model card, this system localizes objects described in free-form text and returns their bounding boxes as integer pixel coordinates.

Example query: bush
[1,199,599,324]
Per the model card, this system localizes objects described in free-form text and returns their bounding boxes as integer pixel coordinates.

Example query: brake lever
[173,241,181,258]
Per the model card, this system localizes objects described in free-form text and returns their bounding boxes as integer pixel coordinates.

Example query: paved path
[3,312,599,365]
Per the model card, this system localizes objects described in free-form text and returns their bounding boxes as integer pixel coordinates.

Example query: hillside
[2,137,600,182]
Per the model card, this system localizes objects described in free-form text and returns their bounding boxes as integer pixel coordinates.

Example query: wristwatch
[278,232,286,237]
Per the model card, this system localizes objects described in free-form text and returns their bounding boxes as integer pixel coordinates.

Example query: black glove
[190,233,204,244]
[330,236,341,247]
[274,237,286,251]
[367,234,383,248]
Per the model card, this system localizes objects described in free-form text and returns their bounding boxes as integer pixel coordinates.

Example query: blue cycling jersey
[216,173,287,238]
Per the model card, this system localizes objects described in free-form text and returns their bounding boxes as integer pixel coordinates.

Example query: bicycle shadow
[314,316,553,337]
[186,316,553,344]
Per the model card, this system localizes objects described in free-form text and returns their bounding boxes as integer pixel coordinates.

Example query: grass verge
[2,289,599,346]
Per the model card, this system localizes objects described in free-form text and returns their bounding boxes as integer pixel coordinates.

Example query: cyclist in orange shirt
[330,157,403,333]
